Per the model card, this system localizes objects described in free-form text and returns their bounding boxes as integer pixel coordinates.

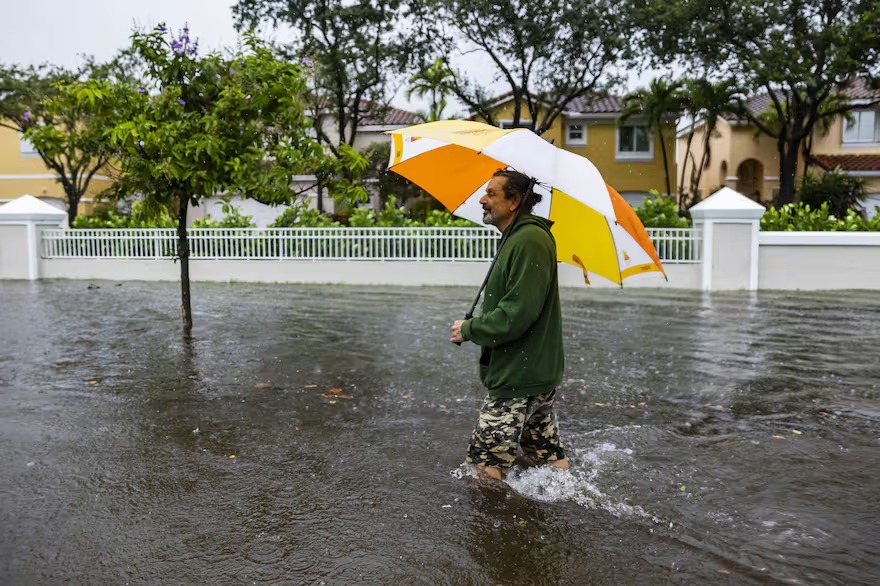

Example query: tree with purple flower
[0,61,129,224]
[87,24,365,337]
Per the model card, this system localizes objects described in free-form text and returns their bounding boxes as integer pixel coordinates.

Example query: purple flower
[22,111,31,122]
[158,24,167,33]
[266,125,275,133]
[229,68,238,76]
[172,39,183,52]
[177,98,186,106]
[137,88,146,94]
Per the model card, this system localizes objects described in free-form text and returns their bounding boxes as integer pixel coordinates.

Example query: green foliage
[421,209,478,227]
[761,202,880,231]
[269,206,342,228]
[348,206,377,227]
[797,169,867,218]
[377,196,416,227]
[191,203,256,228]
[1,63,122,225]
[71,200,176,228]
[634,193,691,228]
[96,25,361,218]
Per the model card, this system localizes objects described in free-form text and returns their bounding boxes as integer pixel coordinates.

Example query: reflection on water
[1,280,878,584]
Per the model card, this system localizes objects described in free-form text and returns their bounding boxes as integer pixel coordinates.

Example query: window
[566,122,586,146]
[843,110,880,144]
[616,124,652,160]
[499,119,532,130]
[20,132,39,157]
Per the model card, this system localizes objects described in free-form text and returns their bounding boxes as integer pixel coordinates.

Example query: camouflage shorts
[466,389,566,470]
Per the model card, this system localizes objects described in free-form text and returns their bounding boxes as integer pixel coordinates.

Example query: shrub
[760,202,880,231]
[269,206,342,228]
[797,169,867,218]
[72,200,176,229]
[634,193,691,228]
[191,203,255,228]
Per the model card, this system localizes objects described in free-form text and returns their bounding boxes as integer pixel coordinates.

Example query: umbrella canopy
[386,120,665,286]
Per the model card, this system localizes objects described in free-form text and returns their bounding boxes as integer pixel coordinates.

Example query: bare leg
[474,464,504,480]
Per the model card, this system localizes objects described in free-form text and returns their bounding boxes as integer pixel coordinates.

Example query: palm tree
[407,58,457,122]
[681,78,741,206]
[619,77,686,198]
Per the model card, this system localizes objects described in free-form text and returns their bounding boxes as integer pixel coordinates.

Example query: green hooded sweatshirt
[460,213,564,398]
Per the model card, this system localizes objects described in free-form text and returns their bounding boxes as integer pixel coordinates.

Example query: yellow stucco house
[472,94,679,207]
[676,79,880,216]
[0,125,112,215]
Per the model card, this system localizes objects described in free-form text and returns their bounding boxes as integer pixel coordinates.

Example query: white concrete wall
[37,258,694,289]
[758,232,880,290]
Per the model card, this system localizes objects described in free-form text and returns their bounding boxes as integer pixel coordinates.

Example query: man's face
[479,176,519,230]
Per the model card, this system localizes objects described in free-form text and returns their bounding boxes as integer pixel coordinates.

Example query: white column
[0,195,68,280]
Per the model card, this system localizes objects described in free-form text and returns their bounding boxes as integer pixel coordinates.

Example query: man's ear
[508,194,522,212]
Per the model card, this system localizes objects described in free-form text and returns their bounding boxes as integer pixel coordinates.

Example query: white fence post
[0,195,67,280]
[689,187,766,291]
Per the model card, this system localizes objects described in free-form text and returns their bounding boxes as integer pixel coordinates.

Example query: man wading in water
[450,169,570,481]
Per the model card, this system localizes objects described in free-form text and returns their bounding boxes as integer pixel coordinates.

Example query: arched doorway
[736,159,764,202]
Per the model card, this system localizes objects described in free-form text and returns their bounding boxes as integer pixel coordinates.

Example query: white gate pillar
[689,187,766,291]
[0,195,67,280]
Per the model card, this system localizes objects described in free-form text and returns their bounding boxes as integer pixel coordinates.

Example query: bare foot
[549,458,569,471]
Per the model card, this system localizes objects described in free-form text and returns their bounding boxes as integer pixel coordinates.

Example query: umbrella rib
[604,216,624,288]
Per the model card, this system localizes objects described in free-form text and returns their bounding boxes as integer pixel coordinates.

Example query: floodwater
[1,280,878,585]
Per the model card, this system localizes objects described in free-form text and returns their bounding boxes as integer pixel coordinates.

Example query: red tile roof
[737,78,880,117]
[813,154,880,172]
[566,95,624,113]
[359,103,421,126]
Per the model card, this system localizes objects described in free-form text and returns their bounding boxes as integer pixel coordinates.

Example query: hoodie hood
[507,212,554,236]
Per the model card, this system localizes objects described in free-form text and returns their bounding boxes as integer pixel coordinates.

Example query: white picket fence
[40,226,702,263]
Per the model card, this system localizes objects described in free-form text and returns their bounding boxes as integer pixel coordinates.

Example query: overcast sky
[1,0,664,115]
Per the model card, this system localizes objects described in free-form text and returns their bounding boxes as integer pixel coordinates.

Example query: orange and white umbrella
[386,120,665,286]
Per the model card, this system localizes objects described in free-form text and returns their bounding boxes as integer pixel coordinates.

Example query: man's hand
[450,319,465,344]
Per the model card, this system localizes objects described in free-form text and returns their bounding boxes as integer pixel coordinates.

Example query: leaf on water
[593,402,608,407]
[328,400,337,405]
[87,380,98,384]
[228,454,236,459]
[255,382,270,389]
[718,569,731,575]
[327,387,344,395]
[771,435,786,440]
[679,485,686,491]
[791,429,803,435]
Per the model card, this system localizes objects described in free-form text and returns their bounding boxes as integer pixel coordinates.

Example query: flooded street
[1,280,878,584]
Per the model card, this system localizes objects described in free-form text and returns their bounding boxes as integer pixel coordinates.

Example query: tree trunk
[678,129,695,199]
[776,139,800,206]
[658,128,672,196]
[177,193,193,338]
[66,192,81,226]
